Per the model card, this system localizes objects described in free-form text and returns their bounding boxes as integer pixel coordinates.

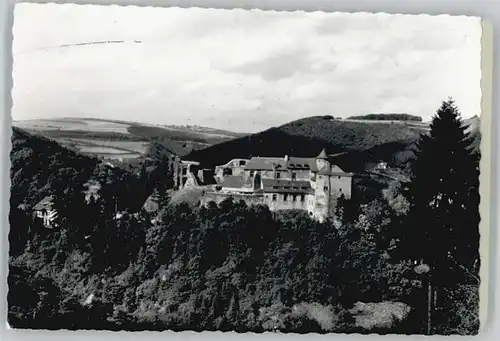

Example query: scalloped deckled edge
[478,19,493,333]
[14,1,483,21]
[4,2,489,337]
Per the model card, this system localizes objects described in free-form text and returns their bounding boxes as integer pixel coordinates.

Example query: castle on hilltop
[173,149,353,222]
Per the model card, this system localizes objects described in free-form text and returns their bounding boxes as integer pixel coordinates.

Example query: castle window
[284,194,288,201]
[300,194,305,202]
[250,170,254,176]
[276,172,281,179]
[338,176,341,179]
[292,194,297,202]
[324,186,328,191]
[273,186,279,189]
[292,172,296,180]
[239,160,246,166]
[272,194,277,201]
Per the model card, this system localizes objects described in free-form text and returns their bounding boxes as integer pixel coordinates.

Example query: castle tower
[313,148,331,222]
[315,148,330,172]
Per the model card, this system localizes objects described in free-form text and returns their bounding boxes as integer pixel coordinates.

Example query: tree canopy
[8,101,481,334]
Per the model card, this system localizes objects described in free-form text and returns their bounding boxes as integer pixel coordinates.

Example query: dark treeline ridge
[185,116,426,171]
[8,100,480,334]
[347,114,423,122]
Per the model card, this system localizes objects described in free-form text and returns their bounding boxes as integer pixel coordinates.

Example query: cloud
[12,4,482,133]
[226,48,313,81]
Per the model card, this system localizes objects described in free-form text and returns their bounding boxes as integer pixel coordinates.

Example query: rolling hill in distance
[11,113,480,207]
[12,114,480,175]
[12,117,247,160]
[185,114,480,174]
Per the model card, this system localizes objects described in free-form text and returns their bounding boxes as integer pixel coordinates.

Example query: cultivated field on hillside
[13,117,244,160]
[57,138,148,159]
[15,118,132,134]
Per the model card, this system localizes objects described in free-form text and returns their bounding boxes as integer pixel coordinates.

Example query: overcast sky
[12,3,482,133]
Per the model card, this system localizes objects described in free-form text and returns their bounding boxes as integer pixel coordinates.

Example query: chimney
[284,155,289,162]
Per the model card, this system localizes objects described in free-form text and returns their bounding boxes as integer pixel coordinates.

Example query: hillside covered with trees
[347,113,423,122]
[10,127,99,211]
[185,113,480,181]
[8,100,481,334]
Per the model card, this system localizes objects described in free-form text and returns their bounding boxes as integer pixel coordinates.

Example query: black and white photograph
[8,3,486,335]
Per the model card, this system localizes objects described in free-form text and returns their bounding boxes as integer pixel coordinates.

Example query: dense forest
[8,100,481,334]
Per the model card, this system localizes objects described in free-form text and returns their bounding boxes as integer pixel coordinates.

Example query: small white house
[33,196,57,228]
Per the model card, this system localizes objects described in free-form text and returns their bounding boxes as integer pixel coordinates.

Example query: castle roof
[244,156,319,172]
[287,157,318,171]
[33,196,54,211]
[261,179,313,194]
[316,148,328,160]
[216,158,250,169]
[244,157,286,171]
[235,152,352,175]
[316,164,352,176]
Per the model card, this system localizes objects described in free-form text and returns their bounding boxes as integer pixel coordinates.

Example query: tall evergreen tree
[49,167,88,229]
[406,99,480,285]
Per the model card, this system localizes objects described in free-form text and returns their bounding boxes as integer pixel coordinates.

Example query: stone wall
[272,169,311,181]
[183,172,199,188]
[201,191,314,214]
[215,159,249,178]
[329,175,352,199]
[263,192,312,212]
[313,174,330,222]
